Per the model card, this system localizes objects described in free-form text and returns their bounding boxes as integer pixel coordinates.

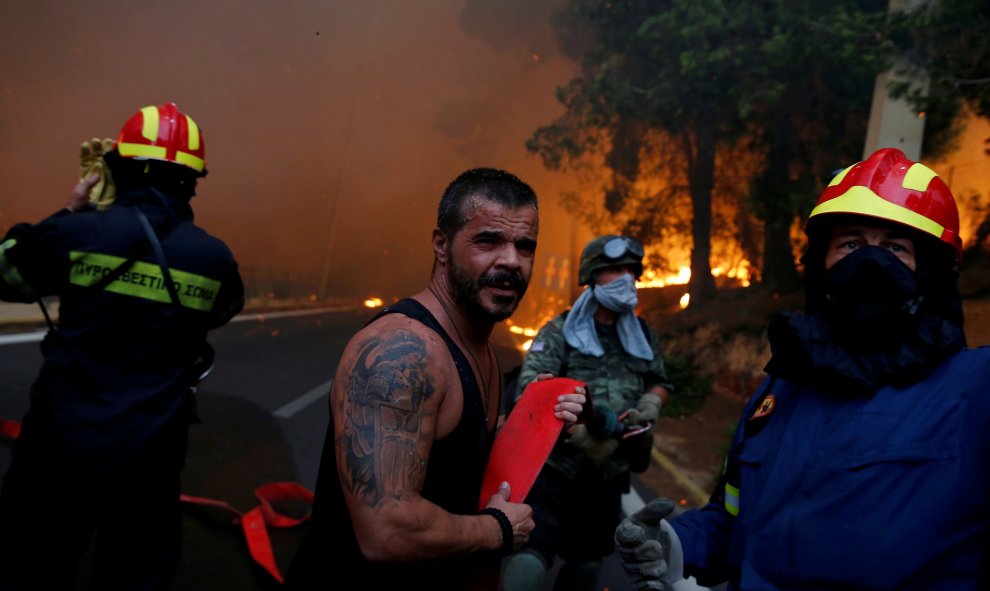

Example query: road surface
[1,306,714,590]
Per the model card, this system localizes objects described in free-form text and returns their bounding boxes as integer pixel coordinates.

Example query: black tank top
[284,298,498,589]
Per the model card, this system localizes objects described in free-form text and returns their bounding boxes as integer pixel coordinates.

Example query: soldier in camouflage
[501,235,673,591]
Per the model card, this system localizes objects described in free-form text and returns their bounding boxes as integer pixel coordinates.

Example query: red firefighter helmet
[808,147,961,261]
[116,102,206,175]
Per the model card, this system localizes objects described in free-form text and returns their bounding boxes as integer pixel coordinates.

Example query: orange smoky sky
[0,0,590,304]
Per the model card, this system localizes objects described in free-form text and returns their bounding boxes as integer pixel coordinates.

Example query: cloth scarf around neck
[562,275,654,360]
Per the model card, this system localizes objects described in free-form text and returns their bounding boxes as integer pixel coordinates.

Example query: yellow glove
[79,138,116,210]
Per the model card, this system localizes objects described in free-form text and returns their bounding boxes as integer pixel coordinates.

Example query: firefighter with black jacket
[0,102,244,590]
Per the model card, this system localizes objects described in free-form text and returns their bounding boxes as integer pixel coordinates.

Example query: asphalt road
[0,307,709,590]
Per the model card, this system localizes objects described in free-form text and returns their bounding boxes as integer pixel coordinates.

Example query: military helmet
[578,235,644,286]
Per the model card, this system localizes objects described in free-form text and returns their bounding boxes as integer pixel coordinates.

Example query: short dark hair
[437,168,538,237]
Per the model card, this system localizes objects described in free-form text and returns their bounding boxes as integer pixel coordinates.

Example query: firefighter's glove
[567,424,619,465]
[614,498,685,591]
[79,138,116,210]
[625,393,663,426]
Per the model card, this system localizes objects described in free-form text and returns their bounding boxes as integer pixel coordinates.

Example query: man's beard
[447,248,528,323]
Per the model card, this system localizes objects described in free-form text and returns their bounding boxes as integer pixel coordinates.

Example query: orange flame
[363,297,384,308]
[636,266,690,289]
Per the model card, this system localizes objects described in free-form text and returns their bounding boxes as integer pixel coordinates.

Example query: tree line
[528,0,990,305]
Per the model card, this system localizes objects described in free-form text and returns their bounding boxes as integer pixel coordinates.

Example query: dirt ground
[640,389,745,509]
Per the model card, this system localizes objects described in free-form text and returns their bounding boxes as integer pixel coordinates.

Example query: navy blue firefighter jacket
[672,347,990,590]
[0,188,244,464]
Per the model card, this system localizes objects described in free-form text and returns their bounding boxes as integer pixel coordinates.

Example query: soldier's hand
[567,424,619,465]
[532,373,588,425]
[625,392,663,426]
[78,137,116,210]
[554,386,586,425]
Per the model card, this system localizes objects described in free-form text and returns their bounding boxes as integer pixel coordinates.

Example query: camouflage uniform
[516,312,672,480]
[502,234,671,590]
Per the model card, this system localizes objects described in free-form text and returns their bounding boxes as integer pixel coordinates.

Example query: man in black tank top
[284,168,586,589]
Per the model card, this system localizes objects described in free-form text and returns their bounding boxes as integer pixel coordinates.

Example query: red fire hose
[0,418,312,584]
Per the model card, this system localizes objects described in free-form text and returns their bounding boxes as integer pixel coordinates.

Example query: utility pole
[862,0,932,160]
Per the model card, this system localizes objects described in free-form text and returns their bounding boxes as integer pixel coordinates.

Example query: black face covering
[822,246,923,347]
[765,241,966,395]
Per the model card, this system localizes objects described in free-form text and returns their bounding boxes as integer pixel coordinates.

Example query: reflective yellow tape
[175,151,205,172]
[185,115,200,150]
[903,163,938,192]
[809,185,944,238]
[827,164,855,187]
[117,142,167,161]
[725,482,740,517]
[0,239,35,299]
[140,106,159,141]
[68,251,220,312]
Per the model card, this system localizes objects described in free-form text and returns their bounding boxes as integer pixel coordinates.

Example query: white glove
[615,498,686,591]
[625,392,662,425]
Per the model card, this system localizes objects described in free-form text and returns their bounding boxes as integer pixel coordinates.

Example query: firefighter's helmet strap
[134,208,181,307]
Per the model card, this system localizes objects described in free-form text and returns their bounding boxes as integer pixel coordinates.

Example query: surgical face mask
[823,246,923,344]
[594,273,638,313]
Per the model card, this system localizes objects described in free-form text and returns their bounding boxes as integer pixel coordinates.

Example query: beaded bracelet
[480,507,513,555]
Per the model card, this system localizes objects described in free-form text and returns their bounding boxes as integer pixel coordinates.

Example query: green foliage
[660,354,713,417]
[530,0,904,296]
[889,0,990,157]
[532,0,990,294]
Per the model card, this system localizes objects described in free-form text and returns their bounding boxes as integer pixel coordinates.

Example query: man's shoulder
[538,311,568,333]
[338,310,455,397]
[349,310,451,360]
[635,314,657,340]
[526,313,567,355]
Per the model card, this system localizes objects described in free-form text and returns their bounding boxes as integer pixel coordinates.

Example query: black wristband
[480,507,513,555]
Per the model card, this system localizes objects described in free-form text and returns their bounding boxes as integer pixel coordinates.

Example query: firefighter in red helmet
[0,102,243,590]
[615,148,990,591]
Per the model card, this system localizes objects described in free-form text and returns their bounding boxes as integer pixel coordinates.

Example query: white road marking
[0,331,45,345]
[230,305,359,323]
[0,305,362,347]
[273,378,333,418]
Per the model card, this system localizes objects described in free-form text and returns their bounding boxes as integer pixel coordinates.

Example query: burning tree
[528,0,906,303]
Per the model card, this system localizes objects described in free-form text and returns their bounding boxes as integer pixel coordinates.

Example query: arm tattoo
[338,330,437,505]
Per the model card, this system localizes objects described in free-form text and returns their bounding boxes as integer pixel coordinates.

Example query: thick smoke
[0,0,581,306]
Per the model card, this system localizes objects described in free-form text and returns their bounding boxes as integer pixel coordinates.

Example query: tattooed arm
[333,314,529,562]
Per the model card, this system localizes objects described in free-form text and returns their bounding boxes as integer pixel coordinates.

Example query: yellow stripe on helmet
[810,185,945,238]
[117,142,167,161]
[174,151,205,172]
[140,106,159,142]
[903,162,938,192]
[827,164,855,187]
[185,115,200,151]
